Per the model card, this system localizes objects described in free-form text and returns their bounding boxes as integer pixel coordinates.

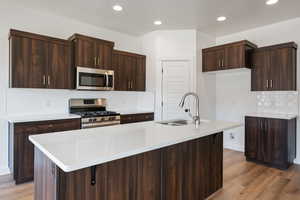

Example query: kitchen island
[29,120,240,200]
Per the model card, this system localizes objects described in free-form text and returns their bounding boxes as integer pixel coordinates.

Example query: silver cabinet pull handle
[128,81,130,89]
[222,59,224,67]
[94,57,97,66]
[131,81,133,89]
[270,80,273,88]
[43,75,46,86]
[218,60,221,68]
[48,76,51,86]
[98,56,101,65]
[266,80,269,89]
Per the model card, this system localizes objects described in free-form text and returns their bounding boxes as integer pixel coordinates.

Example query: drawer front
[121,113,154,124]
[15,118,81,134]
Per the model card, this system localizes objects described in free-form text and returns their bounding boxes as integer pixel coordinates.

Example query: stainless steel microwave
[76,67,114,91]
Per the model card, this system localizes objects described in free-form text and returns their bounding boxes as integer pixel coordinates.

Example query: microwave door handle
[105,73,109,87]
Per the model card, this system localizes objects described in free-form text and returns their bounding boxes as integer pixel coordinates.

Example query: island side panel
[34,147,58,200]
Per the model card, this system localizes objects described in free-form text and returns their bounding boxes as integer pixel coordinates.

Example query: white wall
[196,32,217,120]
[140,30,197,120]
[0,5,154,175]
[215,18,300,162]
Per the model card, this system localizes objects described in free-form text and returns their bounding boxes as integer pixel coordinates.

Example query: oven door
[76,67,114,90]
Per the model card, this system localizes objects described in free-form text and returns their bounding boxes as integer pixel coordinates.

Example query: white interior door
[161,60,191,120]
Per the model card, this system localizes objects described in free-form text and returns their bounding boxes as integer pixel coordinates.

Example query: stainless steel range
[69,98,120,129]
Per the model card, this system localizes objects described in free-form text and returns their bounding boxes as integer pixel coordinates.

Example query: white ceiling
[8,0,300,36]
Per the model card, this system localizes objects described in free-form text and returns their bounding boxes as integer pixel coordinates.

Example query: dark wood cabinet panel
[10,118,81,184]
[136,56,146,91]
[69,34,114,70]
[251,42,297,91]
[76,37,95,68]
[162,133,223,200]
[35,132,223,200]
[136,150,161,200]
[112,50,146,91]
[95,42,113,69]
[9,29,73,89]
[245,116,296,170]
[202,49,223,72]
[48,42,73,89]
[202,40,257,72]
[10,36,48,88]
[251,50,270,91]
[121,113,154,124]
[107,156,137,200]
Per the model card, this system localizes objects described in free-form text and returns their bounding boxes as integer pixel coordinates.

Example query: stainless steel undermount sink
[156,119,190,126]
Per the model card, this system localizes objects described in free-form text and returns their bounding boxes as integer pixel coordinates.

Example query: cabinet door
[135,56,146,91]
[48,43,73,89]
[266,119,287,167]
[10,36,48,88]
[251,50,270,91]
[269,48,296,91]
[245,117,260,160]
[126,56,136,91]
[224,44,244,69]
[113,53,128,91]
[202,49,223,72]
[95,42,113,69]
[76,38,95,68]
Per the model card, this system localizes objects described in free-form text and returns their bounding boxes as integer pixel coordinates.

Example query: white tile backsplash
[256,91,299,115]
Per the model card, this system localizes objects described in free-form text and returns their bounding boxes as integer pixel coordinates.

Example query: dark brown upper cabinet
[69,34,114,70]
[112,50,146,91]
[251,42,297,91]
[9,29,73,89]
[202,40,257,72]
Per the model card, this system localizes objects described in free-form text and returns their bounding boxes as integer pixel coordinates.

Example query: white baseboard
[224,144,244,152]
[0,168,12,185]
[294,159,300,165]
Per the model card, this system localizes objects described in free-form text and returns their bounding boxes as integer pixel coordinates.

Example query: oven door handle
[105,72,109,87]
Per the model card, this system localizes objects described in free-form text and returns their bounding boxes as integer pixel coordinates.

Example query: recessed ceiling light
[266,0,278,5]
[113,4,123,11]
[154,20,162,25]
[217,16,227,22]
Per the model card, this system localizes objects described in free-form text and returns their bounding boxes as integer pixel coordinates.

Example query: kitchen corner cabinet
[9,118,81,184]
[245,116,296,170]
[9,29,73,89]
[112,50,146,91]
[69,34,114,70]
[251,42,297,91]
[202,40,257,72]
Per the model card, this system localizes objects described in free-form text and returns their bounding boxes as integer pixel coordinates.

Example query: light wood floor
[1,149,300,200]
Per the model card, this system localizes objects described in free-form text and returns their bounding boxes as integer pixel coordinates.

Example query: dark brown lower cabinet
[34,132,223,200]
[9,118,81,184]
[121,113,154,124]
[245,116,296,170]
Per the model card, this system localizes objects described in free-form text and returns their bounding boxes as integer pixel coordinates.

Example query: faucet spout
[179,92,200,125]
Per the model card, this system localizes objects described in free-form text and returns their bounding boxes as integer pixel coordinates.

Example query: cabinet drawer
[121,113,154,124]
[15,118,81,134]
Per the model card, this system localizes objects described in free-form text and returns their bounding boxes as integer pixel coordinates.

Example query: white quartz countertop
[118,109,154,115]
[6,113,81,123]
[246,113,298,120]
[29,120,241,172]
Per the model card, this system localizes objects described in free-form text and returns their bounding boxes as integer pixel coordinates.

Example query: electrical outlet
[230,133,235,140]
